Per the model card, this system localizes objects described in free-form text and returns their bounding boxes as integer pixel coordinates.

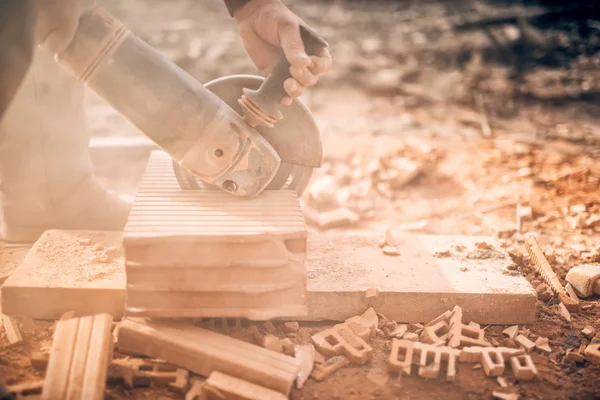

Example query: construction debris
[280,338,295,356]
[581,326,596,339]
[42,314,114,400]
[202,371,288,400]
[585,343,600,365]
[565,264,600,298]
[294,344,315,389]
[514,334,536,352]
[502,325,518,339]
[382,245,400,256]
[493,391,519,400]
[565,350,586,363]
[388,339,461,381]
[116,318,298,395]
[558,302,571,322]
[510,354,538,380]
[448,306,491,348]
[311,356,350,381]
[534,337,551,353]
[459,347,524,377]
[282,321,300,333]
[108,358,188,390]
[262,335,283,353]
[525,237,579,311]
[2,314,23,346]
[30,352,49,371]
[7,381,44,398]
[311,325,373,364]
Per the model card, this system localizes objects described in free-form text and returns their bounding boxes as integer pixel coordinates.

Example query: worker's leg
[0,48,131,243]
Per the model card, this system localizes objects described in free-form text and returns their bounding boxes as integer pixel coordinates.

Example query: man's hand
[35,0,83,53]
[233,0,331,105]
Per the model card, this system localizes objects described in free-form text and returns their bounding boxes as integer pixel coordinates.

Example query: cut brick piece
[311,326,373,364]
[425,310,452,327]
[502,325,518,339]
[388,339,460,381]
[30,352,49,371]
[515,335,536,352]
[459,347,524,377]
[336,315,375,341]
[420,320,449,344]
[203,371,288,400]
[115,318,298,395]
[582,326,596,339]
[493,392,519,400]
[565,350,586,363]
[294,344,314,389]
[42,314,114,400]
[262,335,283,353]
[2,314,23,346]
[509,354,538,380]
[1,230,126,319]
[403,332,419,342]
[448,306,491,348]
[185,380,204,400]
[311,356,350,381]
[585,343,600,365]
[108,358,186,389]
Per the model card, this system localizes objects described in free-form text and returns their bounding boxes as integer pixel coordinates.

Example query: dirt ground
[1,0,600,399]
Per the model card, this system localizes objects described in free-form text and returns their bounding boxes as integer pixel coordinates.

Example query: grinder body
[55,7,280,197]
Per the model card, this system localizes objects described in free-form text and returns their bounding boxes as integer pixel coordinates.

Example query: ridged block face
[122,151,308,319]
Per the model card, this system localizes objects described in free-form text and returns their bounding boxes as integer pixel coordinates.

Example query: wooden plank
[42,314,114,400]
[204,371,288,400]
[116,318,298,395]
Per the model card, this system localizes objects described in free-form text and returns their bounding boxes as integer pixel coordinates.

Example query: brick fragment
[311,356,350,381]
[382,246,400,256]
[168,368,190,393]
[311,326,373,364]
[262,321,276,334]
[203,371,288,400]
[514,334,535,352]
[447,306,491,348]
[7,381,44,398]
[389,324,408,339]
[280,338,295,356]
[294,344,314,389]
[582,326,596,339]
[262,335,283,353]
[459,347,524,377]
[360,308,379,329]
[502,325,518,339]
[248,325,264,345]
[403,332,419,342]
[564,350,586,363]
[492,391,519,400]
[59,310,76,321]
[424,310,452,327]
[338,315,375,340]
[185,380,204,400]
[534,337,551,353]
[509,354,538,380]
[282,322,299,333]
[420,320,449,345]
[2,314,23,346]
[109,358,184,389]
[585,343,600,365]
[388,339,460,381]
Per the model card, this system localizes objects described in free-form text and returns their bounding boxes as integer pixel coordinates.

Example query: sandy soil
[1,0,599,399]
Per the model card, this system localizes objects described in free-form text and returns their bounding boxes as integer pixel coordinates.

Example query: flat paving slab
[1,230,535,324]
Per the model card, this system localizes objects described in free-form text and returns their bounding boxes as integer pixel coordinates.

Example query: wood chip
[502,325,519,339]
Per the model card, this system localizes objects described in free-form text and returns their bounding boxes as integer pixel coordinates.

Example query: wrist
[232,0,284,22]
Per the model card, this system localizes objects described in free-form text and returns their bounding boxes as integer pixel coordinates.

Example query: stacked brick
[123,151,308,319]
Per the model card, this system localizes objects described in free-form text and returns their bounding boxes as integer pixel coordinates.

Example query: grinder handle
[245,25,328,119]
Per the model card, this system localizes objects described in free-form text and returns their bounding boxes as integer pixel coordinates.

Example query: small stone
[565,350,585,363]
[385,228,397,246]
[78,238,91,246]
[535,283,553,302]
[282,322,300,333]
[582,326,595,339]
[382,246,400,256]
[492,392,518,400]
[502,325,519,339]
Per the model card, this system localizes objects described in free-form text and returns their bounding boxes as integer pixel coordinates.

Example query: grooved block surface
[1,230,126,319]
[123,151,307,242]
[116,318,298,395]
[205,371,288,400]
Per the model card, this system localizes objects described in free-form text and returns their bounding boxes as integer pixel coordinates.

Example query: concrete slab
[305,231,536,324]
[1,230,126,320]
[1,230,535,324]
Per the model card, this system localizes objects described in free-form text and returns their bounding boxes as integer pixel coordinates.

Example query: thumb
[278,21,311,68]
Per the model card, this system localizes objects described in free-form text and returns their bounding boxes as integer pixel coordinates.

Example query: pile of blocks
[123,152,309,319]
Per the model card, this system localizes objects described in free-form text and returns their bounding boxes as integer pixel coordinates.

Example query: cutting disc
[172,75,322,196]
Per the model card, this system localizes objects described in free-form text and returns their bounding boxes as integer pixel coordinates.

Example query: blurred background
[90,0,599,246]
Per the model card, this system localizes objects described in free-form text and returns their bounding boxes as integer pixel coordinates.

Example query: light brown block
[203,371,288,400]
[311,356,350,381]
[115,318,298,395]
[42,313,114,400]
[585,343,600,365]
[515,334,536,352]
[1,230,126,319]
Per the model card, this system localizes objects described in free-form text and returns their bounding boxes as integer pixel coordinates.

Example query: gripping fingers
[290,65,318,87]
[283,77,305,99]
[309,47,332,75]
